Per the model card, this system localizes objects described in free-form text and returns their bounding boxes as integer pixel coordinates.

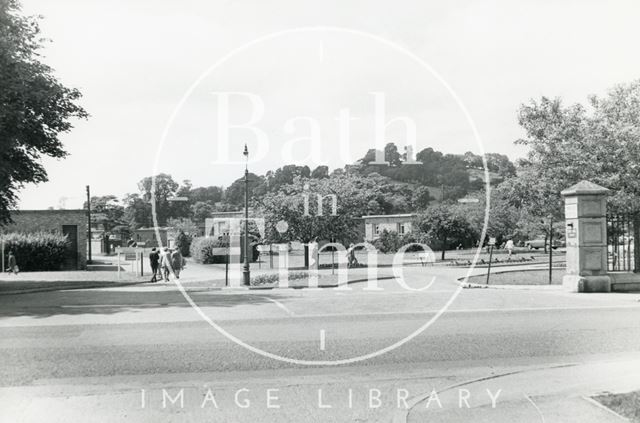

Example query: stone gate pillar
[561,181,610,292]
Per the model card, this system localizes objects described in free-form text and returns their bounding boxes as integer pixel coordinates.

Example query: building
[1,209,88,270]
[362,213,417,242]
[132,227,172,248]
[204,211,245,238]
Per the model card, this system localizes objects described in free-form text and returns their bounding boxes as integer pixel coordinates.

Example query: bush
[0,232,69,271]
[373,230,417,253]
[189,237,229,264]
[251,271,312,286]
[174,231,192,257]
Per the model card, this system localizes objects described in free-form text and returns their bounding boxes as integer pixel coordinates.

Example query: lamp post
[242,144,251,286]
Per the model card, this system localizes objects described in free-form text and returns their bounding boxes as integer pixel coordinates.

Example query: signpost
[486,237,496,285]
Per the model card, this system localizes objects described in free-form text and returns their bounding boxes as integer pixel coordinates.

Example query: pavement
[1,266,639,422]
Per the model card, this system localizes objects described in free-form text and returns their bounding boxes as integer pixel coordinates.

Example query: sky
[16,0,640,209]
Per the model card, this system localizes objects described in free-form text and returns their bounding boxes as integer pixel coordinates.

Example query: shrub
[373,230,417,253]
[251,271,312,286]
[0,232,69,271]
[174,231,192,257]
[251,273,278,286]
[189,237,230,264]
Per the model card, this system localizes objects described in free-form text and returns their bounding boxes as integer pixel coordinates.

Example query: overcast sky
[17,0,640,209]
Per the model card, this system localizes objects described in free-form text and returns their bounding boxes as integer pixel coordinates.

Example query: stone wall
[1,209,88,270]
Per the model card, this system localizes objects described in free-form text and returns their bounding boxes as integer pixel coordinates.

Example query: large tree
[516,81,640,214]
[0,0,87,224]
[416,203,476,260]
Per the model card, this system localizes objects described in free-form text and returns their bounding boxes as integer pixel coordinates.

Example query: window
[398,223,406,234]
[374,224,380,235]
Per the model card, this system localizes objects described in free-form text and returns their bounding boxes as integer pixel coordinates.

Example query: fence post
[633,215,640,273]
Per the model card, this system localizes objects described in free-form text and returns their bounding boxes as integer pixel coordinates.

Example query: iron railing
[606,214,635,272]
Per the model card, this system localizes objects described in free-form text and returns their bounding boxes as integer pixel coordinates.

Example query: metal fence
[606,214,635,271]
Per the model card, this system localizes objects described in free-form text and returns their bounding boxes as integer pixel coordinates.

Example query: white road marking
[320,329,326,350]
[262,297,295,317]
[525,394,546,423]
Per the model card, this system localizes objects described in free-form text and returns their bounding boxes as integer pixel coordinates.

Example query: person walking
[160,247,172,281]
[149,248,160,282]
[171,248,183,279]
[505,239,515,258]
[7,250,19,275]
[346,243,359,268]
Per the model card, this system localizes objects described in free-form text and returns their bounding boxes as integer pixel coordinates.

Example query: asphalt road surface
[1,268,639,422]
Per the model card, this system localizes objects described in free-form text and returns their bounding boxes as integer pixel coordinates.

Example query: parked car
[524,238,564,250]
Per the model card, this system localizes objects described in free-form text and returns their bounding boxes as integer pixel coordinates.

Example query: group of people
[148,247,184,282]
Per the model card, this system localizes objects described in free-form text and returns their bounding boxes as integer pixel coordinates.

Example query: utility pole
[86,185,92,264]
[548,215,553,284]
[242,144,251,286]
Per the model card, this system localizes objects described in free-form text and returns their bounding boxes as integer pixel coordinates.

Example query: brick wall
[1,210,88,270]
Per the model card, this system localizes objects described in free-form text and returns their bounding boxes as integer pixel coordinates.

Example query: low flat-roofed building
[204,211,246,238]
[1,209,88,270]
[362,213,417,241]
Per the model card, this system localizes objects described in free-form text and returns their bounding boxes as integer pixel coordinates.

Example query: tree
[188,185,224,205]
[123,193,152,229]
[311,165,329,179]
[86,195,125,236]
[416,203,476,259]
[0,0,87,224]
[224,172,262,206]
[485,153,516,177]
[134,173,180,226]
[86,195,124,223]
[515,81,640,214]
[167,218,199,257]
[384,142,402,167]
[191,201,213,226]
[360,143,402,167]
[166,217,199,236]
[259,174,392,266]
[463,188,520,247]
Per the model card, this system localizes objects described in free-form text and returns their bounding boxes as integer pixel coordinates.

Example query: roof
[12,209,86,213]
[560,180,610,196]
[361,213,417,220]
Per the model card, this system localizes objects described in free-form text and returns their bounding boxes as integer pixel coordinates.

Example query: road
[1,267,639,422]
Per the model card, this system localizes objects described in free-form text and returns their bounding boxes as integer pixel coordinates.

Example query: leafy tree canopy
[0,0,87,224]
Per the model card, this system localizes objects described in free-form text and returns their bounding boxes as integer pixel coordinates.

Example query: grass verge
[593,391,640,422]
[466,269,564,285]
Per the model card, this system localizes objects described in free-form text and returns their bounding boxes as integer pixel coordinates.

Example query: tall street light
[242,143,251,286]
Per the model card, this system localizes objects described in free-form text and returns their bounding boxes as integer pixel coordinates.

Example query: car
[524,238,564,250]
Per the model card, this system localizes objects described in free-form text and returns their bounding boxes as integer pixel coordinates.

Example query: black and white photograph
[1,0,640,421]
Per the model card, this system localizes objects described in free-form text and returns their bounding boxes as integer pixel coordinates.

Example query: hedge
[189,237,230,264]
[1,232,70,271]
